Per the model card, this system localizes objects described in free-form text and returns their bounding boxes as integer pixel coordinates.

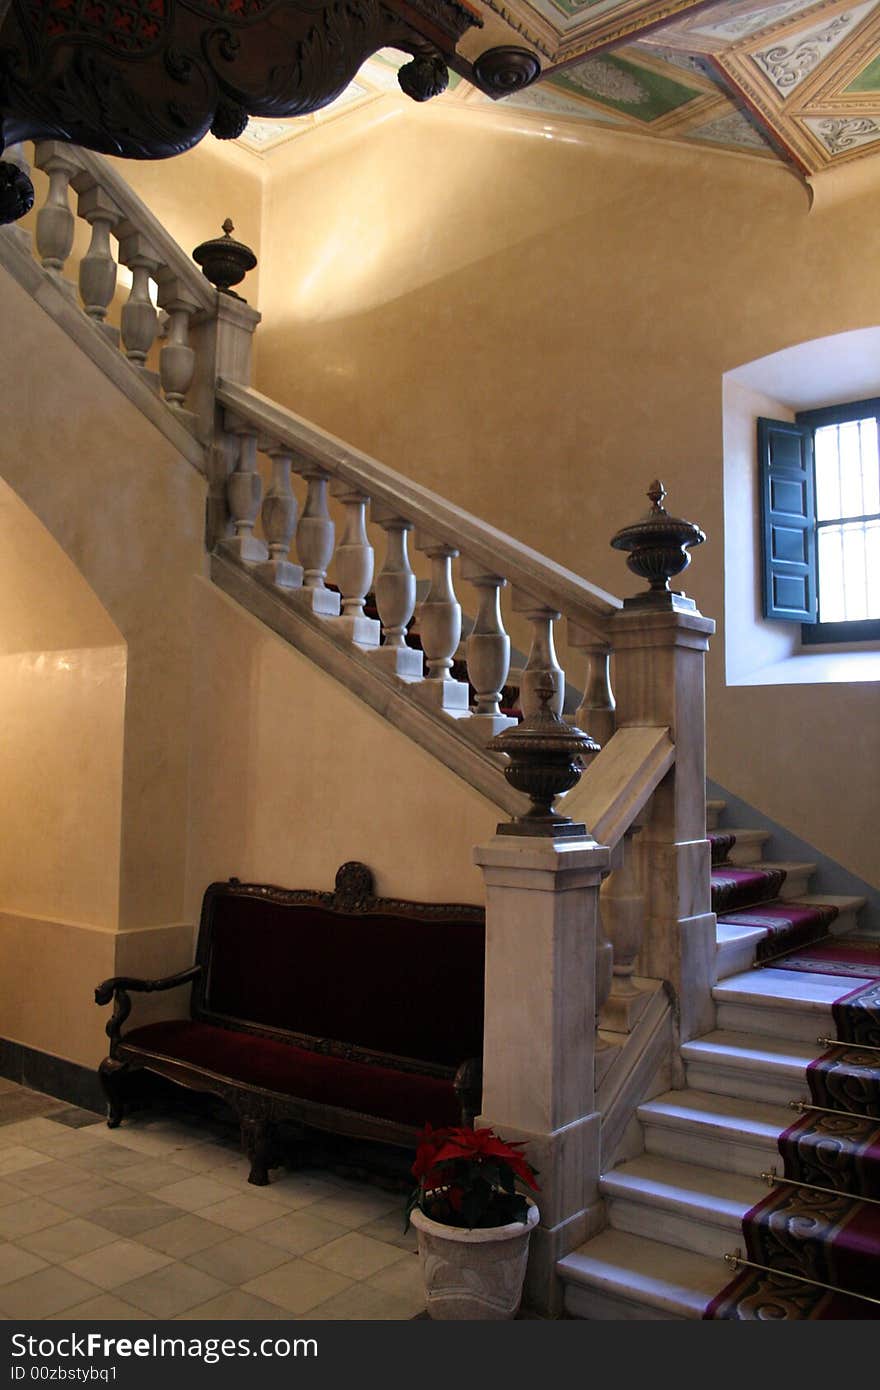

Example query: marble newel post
[609,481,716,1043]
[474,693,608,1315]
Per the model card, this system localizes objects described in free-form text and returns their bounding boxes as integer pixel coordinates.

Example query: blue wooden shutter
[758,417,817,623]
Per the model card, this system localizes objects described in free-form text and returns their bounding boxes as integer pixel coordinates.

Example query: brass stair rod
[815,1034,880,1055]
[760,1165,880,1208]
[790,1098,880,1123]
[723,1249,880,1308]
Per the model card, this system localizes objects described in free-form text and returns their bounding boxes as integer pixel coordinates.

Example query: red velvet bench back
[192,864,486,1069]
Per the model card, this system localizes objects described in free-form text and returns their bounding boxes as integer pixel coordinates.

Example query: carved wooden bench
[94,863,485,1185]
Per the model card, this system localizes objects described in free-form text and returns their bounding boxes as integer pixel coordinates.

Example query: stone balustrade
[20,141,224,433]
[216,389,627,756]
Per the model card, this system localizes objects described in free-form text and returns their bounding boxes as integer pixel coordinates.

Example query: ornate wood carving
[0,0,481,164]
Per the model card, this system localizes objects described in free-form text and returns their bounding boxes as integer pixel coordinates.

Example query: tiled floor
[0,1079,425,1320]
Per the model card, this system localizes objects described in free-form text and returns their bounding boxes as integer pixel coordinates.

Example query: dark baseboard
[0,1037,104,1114]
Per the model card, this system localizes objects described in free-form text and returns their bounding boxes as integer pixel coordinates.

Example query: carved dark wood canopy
[0,0,486,160]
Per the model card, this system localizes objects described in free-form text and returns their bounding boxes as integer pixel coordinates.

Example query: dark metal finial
[192,219,258,301]
[488,683,599,839]
[611,481,706,610]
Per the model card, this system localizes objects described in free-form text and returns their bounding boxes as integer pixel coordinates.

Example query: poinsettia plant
[407,1124,540,1230]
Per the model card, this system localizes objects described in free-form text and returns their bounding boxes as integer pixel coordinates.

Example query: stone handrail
[13,139,251,449]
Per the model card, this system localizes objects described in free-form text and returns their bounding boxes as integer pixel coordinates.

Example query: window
[759,398,880,645]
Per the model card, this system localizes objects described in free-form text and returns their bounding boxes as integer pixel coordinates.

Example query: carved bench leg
[241,1115,274,1186]
[99,1057,132,1128]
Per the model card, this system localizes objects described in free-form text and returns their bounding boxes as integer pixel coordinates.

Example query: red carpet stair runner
[705,970,880,1319]
[710,831,841,964]
[704,834,880,1318]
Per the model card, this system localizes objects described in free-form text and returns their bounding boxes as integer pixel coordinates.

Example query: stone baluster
[512,593,564,717]
[291,462,340,616]
[413,536,468,714]
[33,143,79,282]
[256,443,302,590]
[369,504,422,678]
[157,280,200,414]
[118,232,161,375]
[599,825,650,1032]
[569,624,615,747]
[330,483,379,646]
[220,420,268,564]
[460,559,516,739]
[75,183,121,333]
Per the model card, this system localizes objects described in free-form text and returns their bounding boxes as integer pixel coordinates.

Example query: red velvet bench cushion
[123,1019,463,1128]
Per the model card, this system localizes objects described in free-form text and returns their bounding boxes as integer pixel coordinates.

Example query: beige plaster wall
[186,579,499,913]
[0,264,206,931]
[253,102,880,887]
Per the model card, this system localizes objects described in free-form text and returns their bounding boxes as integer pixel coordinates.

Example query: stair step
[639,1088,792,1175]
[752,861,816,900]
[721,829,771,866]
[681,1029,820,1105]
[714,894,866,979]
[713,966,846,1040]
[706,799,725,831]
[559,1229,727,1320]
[600,1154,765,1259]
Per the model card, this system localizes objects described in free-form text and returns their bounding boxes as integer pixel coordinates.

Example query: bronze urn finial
[192,218,258,300]
[488,681,599,839]
[611,481,706,610]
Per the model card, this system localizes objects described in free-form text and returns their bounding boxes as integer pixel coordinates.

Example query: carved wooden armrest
[94,965,202,1054]
[453,1056,483,1128]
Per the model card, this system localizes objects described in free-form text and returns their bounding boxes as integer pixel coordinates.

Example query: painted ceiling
[238,0,880,180]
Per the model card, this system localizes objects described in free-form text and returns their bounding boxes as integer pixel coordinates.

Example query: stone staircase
[558,793,868,1319]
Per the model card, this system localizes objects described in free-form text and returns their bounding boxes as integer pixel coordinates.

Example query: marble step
[638,1088,792,1175]
[746,861,817,901]
[600,1154,765,1260]
[722,828,771,866]
[681,1029,821,1106]
[714,894,866,980]
[560,1228,728,1321]
[706,800,725,832]
[713,966,855,1040]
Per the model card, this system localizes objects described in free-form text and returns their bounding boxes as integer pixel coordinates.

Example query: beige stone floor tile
[0,1241,48,1285]
[358,1211,418,1253]
[0,1118,66,1148]
[196,1191,291,1233]
[305,1231,410,1281]
[0,1090,66,1126]
[242,1258,352,1315]
[304,1191,401,1230]
[249,1210,350,1257]
[69,1142,161,1174]
[137,1214,232,1260]
[308,1282,419,1320]
[0,1196,70,1240]
[0,1265,103,1318]
[114,1158,200,1190]
[116,1261,229,1318]
[175,1289,291,1321]
[26,1128,112,1160]
[0,1078,19,1094]
[257,1172,340,1208]
[103,1128,194,1158]
[154,1143,244,1175]
[0,1145,54,1177]
[88,1193,181,1237]
[365,1253,426,1315]
[46,1294,156,1320]
[0,1177,28,1206]
[185,1233,292,1284]
[50,1178,133,1215]
[151,1174,242,1212]
[18,1218,118,1263]
[6,1160,94,1195]
[63,1238,173,1289]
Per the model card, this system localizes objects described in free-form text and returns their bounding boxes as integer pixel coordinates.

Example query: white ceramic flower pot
[410,1200,539,1320]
